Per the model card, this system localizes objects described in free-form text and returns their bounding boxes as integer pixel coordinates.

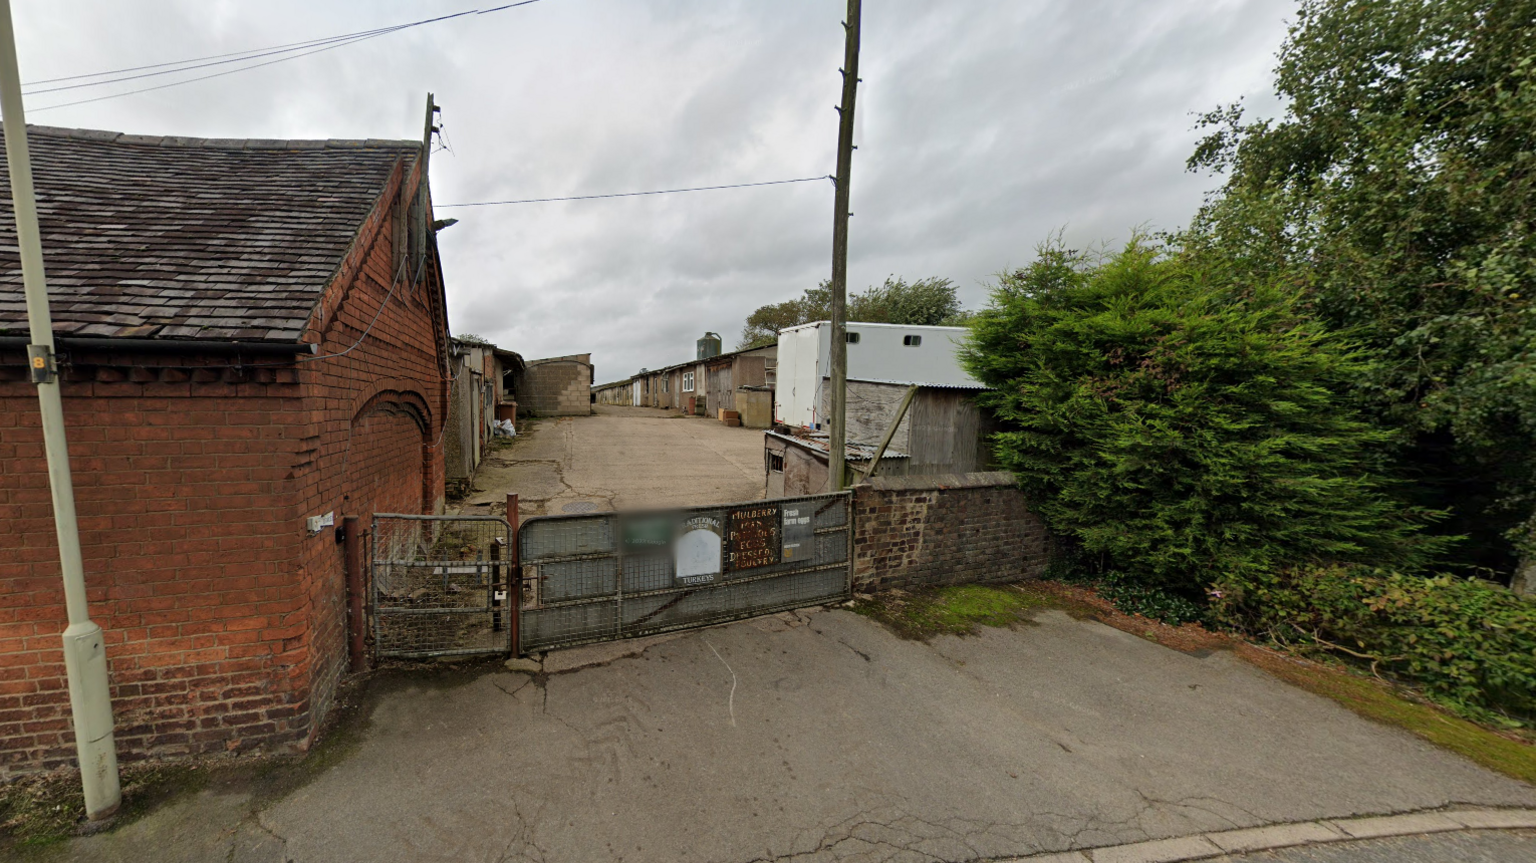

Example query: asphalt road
[54,607,1535,862]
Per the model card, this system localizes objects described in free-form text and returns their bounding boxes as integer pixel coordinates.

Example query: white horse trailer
[774,321,978,429]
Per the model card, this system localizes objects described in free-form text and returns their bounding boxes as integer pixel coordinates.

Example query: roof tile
[0,124,418,341]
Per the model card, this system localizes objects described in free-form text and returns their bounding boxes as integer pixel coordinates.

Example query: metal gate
[517,492,852,654]
[370,514,513,658]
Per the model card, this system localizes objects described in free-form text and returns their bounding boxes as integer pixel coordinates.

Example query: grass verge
[1236,643,1536,785]
[851,581,1096,639]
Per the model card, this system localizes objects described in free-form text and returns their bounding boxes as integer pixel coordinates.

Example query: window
[682,371,695,392]
[663,375,670,393]
[768,452,784,473]
[765,360,777,387]
[903,335,922,347]
[846,332,861,344]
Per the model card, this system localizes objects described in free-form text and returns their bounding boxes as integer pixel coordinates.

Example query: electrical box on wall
[307,511,335,534]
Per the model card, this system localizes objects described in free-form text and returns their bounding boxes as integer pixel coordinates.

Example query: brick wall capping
[857,470,1016,492]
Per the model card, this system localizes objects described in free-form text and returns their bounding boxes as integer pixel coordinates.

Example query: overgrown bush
[962,239,1446,599]
[1212,566,1536,724]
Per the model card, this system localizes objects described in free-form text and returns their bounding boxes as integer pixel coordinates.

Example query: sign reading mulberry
[726,505,781,572]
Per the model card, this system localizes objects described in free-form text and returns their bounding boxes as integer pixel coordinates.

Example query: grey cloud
[15,0,1291,378]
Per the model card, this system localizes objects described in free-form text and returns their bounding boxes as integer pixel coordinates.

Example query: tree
[1182,0,1536,582]
[962,239,1444,598]
[737,277,966,348]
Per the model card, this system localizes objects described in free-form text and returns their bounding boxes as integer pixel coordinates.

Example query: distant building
[514,353,593,416]
[590,338,777,429]
[775,321,977,430]
[766,381,994,495]
[444,338,522,495]
[766,322,994,495]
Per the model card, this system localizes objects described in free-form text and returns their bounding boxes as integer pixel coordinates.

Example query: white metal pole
[0,0,121,820]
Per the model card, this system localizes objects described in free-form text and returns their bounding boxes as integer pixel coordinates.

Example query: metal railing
[371,514,513,658]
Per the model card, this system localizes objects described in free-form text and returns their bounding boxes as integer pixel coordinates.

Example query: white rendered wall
[774,322,977,429]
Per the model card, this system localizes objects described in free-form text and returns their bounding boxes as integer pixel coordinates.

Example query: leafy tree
[738,277,965,348]
[963,239,1445,598]
[1182,0,1536,581]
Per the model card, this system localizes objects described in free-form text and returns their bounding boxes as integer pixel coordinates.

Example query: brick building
[0,125,451,776]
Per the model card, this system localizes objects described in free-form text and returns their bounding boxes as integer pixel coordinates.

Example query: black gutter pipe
[0,336,317,356]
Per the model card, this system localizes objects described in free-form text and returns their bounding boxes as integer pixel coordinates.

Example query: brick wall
[0,155,450,778]
[0,360,311,774]
[286,151,447,758]
[852,471,1049,592]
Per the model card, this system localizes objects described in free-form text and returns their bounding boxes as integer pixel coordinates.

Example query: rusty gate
[516,492,852,654]
[369,514,513,658]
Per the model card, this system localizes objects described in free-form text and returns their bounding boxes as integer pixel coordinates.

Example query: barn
[0,125,451,776]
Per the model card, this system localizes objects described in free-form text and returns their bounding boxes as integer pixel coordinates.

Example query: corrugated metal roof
[843,376,989,390]
[766,430,908,461]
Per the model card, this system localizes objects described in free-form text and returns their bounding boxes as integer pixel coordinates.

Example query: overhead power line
[26,1,545,113]
[438,175,832,207]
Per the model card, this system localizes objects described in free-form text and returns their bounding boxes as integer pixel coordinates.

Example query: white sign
[675,515,723,585]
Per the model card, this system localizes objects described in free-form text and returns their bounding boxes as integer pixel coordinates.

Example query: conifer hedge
[962,240,1444,600]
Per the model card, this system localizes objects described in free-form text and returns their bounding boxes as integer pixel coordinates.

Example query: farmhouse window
[682,371,695,392]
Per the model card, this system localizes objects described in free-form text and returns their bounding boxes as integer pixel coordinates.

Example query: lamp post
[0,0,121,820]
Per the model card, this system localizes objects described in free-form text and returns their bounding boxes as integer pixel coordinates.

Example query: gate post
[344,515,367,673]
[507,493,520,657]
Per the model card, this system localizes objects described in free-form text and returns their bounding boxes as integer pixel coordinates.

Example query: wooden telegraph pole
[829,0,861,491]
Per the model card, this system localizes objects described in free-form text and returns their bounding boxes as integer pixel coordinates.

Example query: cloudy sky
[14,0,1293,382]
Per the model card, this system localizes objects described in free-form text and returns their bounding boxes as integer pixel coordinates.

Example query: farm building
[513,353,593,416]
[775,321,976,430]
[765,380,994,496]
[444,338,522,495]
[598,336,777,428]
[0,124,451,776]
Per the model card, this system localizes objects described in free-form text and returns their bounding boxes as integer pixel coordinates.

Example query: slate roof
[0,125,420,343]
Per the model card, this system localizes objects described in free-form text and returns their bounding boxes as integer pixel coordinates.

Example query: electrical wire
[25,27,406,96]
[296,252,414,363]
[25,2,546,113]
[436,175,833,207]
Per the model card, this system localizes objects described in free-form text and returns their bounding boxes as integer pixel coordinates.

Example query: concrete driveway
[461,405,767,518]
[57,607,1535,863]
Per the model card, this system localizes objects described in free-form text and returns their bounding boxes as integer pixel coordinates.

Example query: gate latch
[27,344,56,384]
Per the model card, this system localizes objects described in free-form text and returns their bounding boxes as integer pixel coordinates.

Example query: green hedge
[1213,566,1536,724]
[962,239,1445,599]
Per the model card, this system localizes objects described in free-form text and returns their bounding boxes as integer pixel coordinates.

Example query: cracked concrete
[459,405,767,519]
[48,607,1533,862]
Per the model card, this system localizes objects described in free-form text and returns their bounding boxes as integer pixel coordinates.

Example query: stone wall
[852,471,1048,592]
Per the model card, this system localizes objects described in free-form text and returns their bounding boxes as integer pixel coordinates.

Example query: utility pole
[828,0,861,491]
[0,0,121,820]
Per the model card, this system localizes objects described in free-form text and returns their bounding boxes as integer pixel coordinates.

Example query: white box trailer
[774,321,978,429]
